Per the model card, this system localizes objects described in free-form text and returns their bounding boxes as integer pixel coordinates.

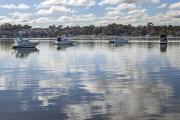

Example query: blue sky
[0,0,179,27]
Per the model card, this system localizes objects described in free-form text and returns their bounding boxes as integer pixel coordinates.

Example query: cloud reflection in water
[0,42,179,120]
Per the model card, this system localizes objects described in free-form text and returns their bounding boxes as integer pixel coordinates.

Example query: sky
[0,0,180,27]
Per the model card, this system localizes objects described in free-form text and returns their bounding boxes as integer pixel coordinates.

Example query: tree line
[0,23,180,37]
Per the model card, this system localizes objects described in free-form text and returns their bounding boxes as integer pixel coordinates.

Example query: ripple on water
[0,41,180,120]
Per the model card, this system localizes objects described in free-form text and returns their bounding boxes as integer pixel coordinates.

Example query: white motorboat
[55,35,73,45]
[13,38,39,48]
[109,37,128,44]
[159,34,168,45]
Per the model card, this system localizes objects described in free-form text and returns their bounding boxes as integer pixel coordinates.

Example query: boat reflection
[13,48,39,58]
[160,44,167,52]
[57,44,75,50]
[109,42,129,47]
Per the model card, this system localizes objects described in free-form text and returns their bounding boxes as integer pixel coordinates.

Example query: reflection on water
[13,48,39,58]
[0,41,180,120]
[160,44,167,52]
[65,80,173,120]
[56,44,75,50]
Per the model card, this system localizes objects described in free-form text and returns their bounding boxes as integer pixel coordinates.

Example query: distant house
[0,31,13,38]
[2,35,8,38]
[145,34,151,38]
[19,30,26,36]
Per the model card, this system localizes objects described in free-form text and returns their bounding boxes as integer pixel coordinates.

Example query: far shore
[0,36,180,42]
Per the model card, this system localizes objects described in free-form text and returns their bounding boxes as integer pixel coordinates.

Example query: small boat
[159,34,168,45]
[55,35,73,45]
[109,37,128,44]
[13,37,39,48]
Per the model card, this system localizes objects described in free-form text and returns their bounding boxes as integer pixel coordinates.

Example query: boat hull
[159,34,168,45]
[159,42,168,45]
[109,38,128,44]
[13,42,39,48]
[109,40,128,44]
[55,41,73,45]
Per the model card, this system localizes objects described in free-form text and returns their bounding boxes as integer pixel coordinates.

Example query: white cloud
[33,17,53,24]
[106,3,137,16]
[157,3,167,9]
[169,2,180,10]
[38,0,95,8]
[37,6,74,15]
[0,16,13,24]
[99,0,124,5]
[36,9,52,15]
[150,0,160,3]
[0,4,30,9]
[0,16,52,27]
[144,9,180,26]
[0,0,179,27]
[99,0,160,5]
[11,12,31,20]
[0,15,31,25]
[58,13,96,22]
[58,14,97,26]
[67,0,96,7]
[106,3,137,11]
[96,2,149,26]
[128,9,146,15]
[167,10,180,18]
[96,11,147,26]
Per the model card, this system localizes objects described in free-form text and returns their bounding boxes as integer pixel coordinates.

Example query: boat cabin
[57,37,62,41]
[160,34,168,43]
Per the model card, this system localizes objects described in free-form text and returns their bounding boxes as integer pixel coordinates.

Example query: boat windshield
[16,38,30,42]
[115,37,123,40]
[61,36,68,41]
[57,38,62,41]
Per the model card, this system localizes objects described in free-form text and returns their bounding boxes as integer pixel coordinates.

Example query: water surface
[0,41,180,120]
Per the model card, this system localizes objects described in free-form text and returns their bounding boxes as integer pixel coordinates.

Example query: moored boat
[13,37,39,48]
[109,37,128,44]
[159,34,168,45]
[55,35,73,45]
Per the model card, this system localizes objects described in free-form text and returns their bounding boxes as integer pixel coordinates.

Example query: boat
[13,37,39,48]
[159,34,168,45]
[109,37,128,44]
[55,35,73,45]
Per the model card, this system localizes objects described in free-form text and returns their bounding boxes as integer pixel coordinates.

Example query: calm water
[0,41,180,120]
